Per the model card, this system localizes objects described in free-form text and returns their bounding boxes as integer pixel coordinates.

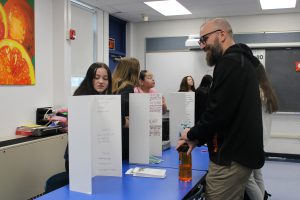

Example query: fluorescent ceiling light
[144,0,191,16]
[71,0,95,11]
[260,0,297,10]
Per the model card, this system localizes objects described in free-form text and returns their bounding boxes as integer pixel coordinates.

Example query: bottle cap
[177,143,189,152]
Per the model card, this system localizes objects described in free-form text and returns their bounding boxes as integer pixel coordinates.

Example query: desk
[38,164,206,200]
[146,146,209,171]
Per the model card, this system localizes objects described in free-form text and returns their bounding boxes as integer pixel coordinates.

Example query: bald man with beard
[177,18,264,200]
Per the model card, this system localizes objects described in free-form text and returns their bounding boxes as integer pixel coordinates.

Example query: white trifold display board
[129,93,162,164]
[168,92,195,147]
[68,95,122,194]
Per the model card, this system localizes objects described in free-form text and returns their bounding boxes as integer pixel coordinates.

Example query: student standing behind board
[177,18,265,200]
[134,69,167,114]
[194,74,213,123]
[45,62,114,193]
[244,46,278,200]
[178,75,196,92]
[112,57,140,160]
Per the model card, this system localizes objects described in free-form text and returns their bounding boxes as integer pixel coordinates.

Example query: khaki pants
[206,161,252,200]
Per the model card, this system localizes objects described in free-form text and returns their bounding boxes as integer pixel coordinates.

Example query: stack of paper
[126,167,166,178]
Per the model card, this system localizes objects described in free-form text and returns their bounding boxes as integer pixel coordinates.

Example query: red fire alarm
[296,62,300,72]
[69,29,76,40]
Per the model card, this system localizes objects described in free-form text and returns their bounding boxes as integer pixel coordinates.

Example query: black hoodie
[187,43,265,169]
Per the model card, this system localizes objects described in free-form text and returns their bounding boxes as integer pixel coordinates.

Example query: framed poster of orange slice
[0,0,35,85]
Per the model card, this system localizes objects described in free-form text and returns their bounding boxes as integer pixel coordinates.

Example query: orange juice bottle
[178,143,192,182]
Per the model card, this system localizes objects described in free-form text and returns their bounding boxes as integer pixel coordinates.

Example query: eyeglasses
[198,29,222,45]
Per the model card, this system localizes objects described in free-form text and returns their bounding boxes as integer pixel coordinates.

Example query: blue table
[37,164,206,200]
[146,146,209,171]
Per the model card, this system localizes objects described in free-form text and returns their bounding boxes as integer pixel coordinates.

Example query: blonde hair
[112,57,140,93]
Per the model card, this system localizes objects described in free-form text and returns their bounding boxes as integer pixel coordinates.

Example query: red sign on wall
[109,38,115,50]
[296,62,300,72]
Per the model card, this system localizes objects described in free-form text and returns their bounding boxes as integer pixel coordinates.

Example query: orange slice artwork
[4,0,34,58]
[0,3,8,39]
[0,39,35,85]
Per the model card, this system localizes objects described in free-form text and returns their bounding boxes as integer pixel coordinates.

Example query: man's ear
[219,30,226,43]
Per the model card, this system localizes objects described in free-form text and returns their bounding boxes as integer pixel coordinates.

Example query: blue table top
[144,146,209,171]
[38,164,206,200]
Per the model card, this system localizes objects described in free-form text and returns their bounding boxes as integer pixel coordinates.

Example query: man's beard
[205,39,223,66]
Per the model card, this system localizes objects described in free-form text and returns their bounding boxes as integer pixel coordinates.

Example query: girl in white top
[246,61,278,200]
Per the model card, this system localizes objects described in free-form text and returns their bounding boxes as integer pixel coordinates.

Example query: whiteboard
[265,48,300,113]
[146,51,213,101]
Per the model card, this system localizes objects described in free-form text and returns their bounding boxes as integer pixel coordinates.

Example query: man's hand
[185,140,198,155]
[124,116,129,128]
[180,128,190,140]
[176,139,186,151]
[176,128,198,155]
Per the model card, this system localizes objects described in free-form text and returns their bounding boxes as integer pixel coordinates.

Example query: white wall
[146,51,211,94]
[0,0,109,137]
[70,4,109,94]
[128,13,300,154]
[53,0,72,108]
[0,0,54,136]
[71,5,94,77]
[97,10,109,65]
